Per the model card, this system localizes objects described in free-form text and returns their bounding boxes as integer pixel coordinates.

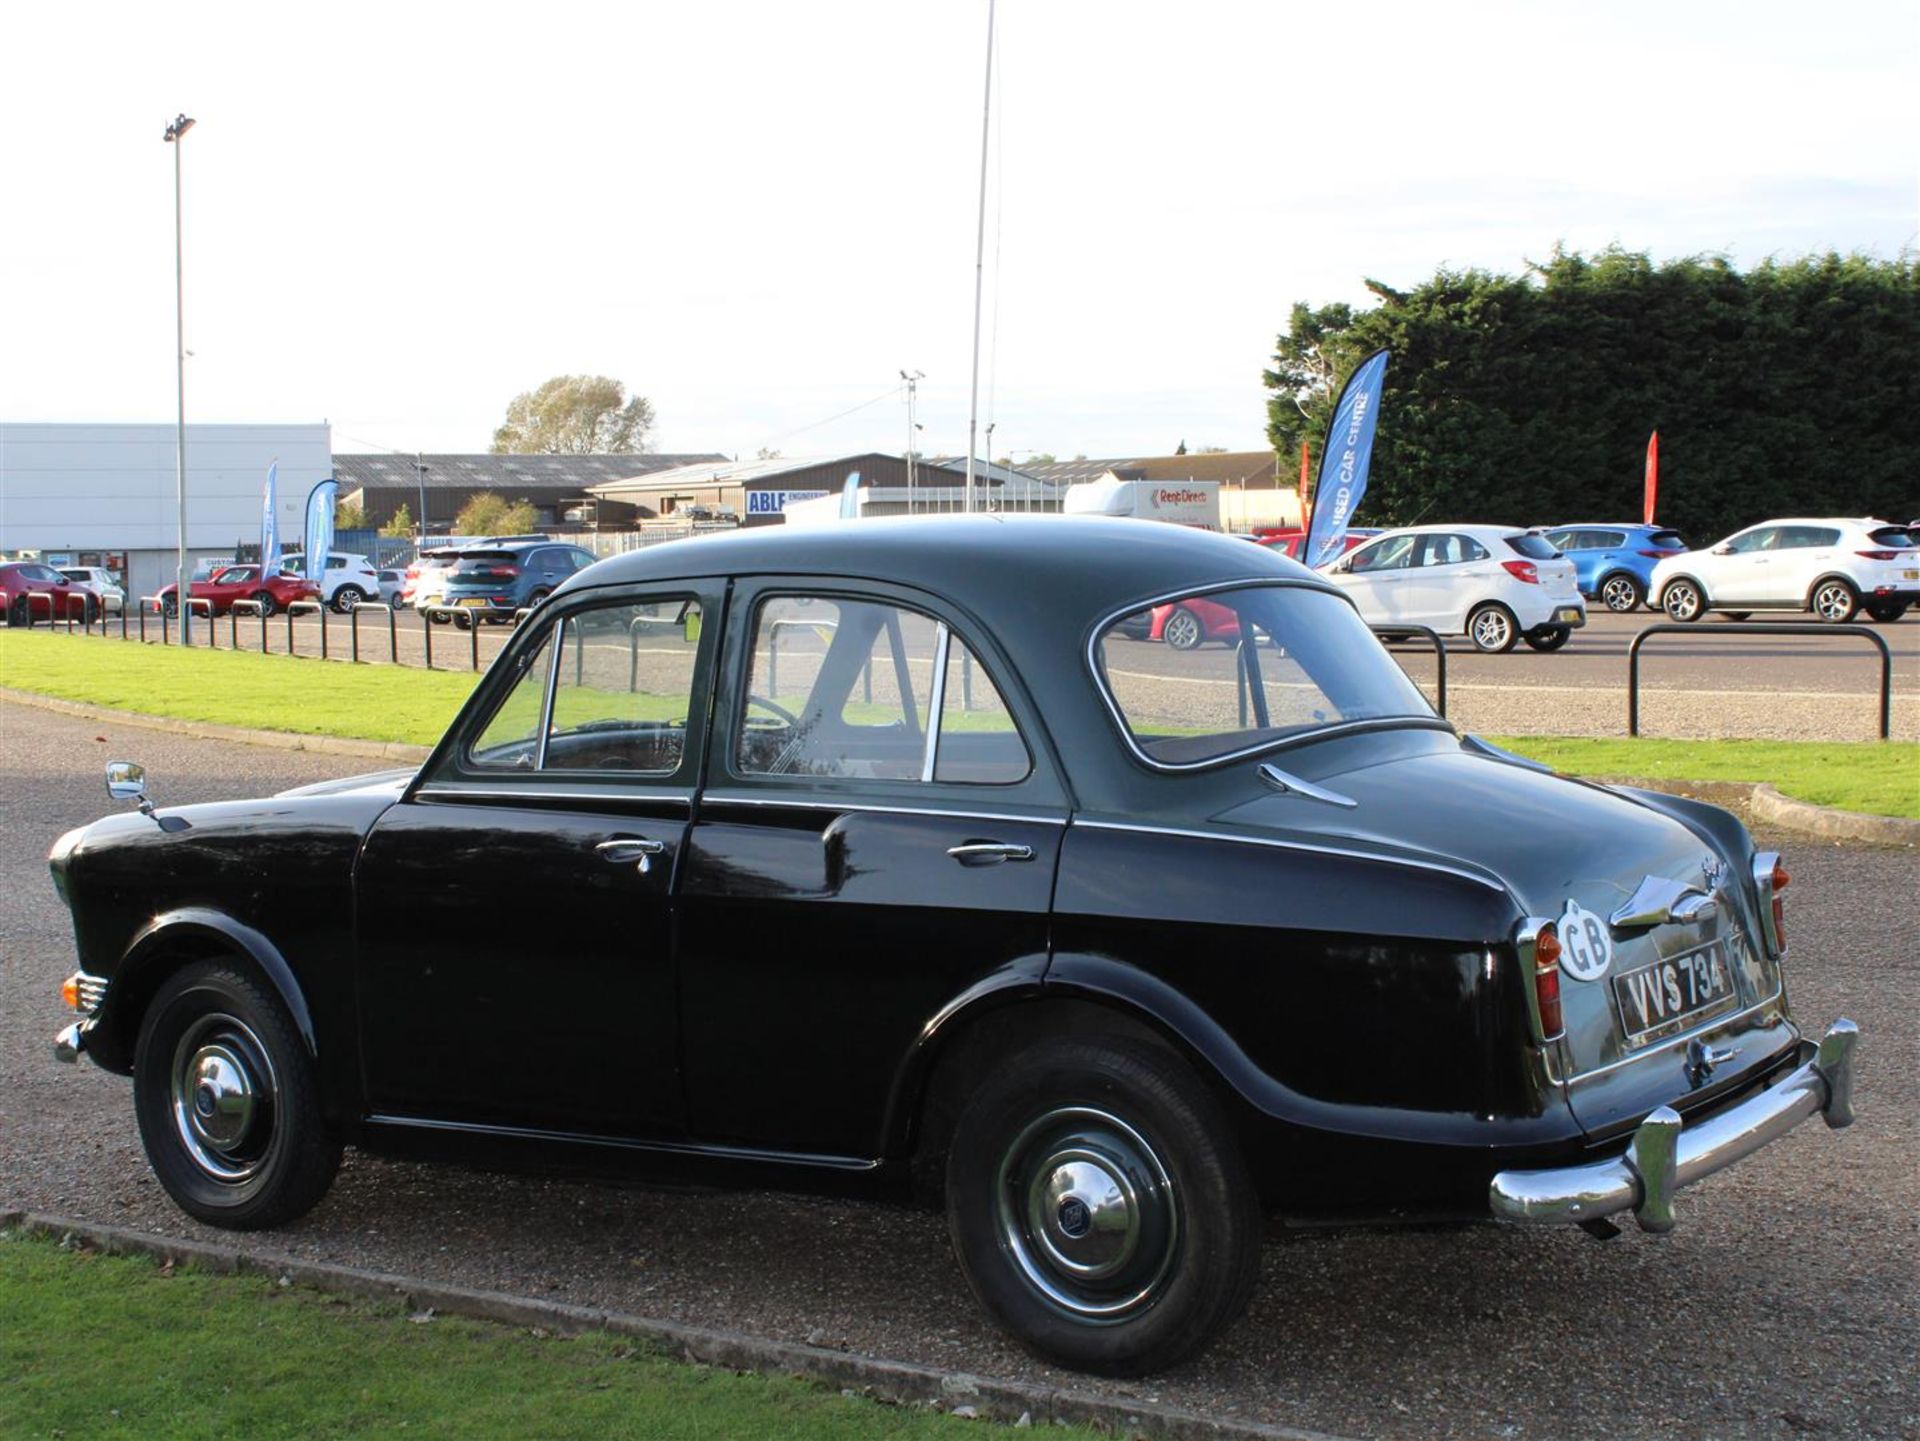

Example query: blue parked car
[440,538,598,627]
[1541,523,1689,613]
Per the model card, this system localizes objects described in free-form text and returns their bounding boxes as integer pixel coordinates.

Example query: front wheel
[1810,579,1860,623]
[1599,573,1644,613]
[1523,625,1572,652]
[1161,606,1204,652]
[945,1036,1262,1377]
[250,590,278,618]
[132,960,340,1230]
[1467,603,1519,653]
[1660,579,1705,623]
[1866,600,1909,623]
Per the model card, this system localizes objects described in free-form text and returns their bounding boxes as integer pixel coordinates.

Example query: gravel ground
[2,700,1915,1439]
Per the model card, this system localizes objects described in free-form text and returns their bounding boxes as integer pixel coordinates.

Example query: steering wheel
[744,694,800,729]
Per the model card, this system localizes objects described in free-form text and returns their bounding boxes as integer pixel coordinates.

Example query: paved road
[3,701,1913,1439]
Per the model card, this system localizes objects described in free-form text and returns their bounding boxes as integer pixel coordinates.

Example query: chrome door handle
[596,837,666,874]
[947,842,1034,866]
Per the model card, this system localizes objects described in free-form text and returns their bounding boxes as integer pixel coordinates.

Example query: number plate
[1903,569,1918,580]
[1612,944,1737,1044]
[1555,606,1585,625]
[457,597,488,607]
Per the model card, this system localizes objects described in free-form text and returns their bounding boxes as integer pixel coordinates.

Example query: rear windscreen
[1867,527,1916,549]
[1503,534,1560,560]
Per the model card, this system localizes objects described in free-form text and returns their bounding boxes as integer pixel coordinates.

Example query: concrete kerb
[0,1210,1349,1441]
[0,688,432,764]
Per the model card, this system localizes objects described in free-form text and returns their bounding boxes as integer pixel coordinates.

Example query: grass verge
[0,629,477,747]
[0,1229,1064,1439]
[1490,735,1920,819]
[4,629,1913,817]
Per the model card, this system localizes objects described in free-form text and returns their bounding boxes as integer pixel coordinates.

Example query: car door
[1403,532,1489,627]
[675,580,1068,1158]
[354,585,718,1137]
[1328,532,1419,623]
[1702,525,1779,602]
[1768,525,1841,603]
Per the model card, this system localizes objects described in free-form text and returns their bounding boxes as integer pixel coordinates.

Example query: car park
[154,564,321,618]
[46,516,1858,1377]
[58,566,127,615]
[1651,517,1919,624]
[0,560,100,624]
[1540,523,1688,613]
[1322,524,1587,652]
[438,539,597,626]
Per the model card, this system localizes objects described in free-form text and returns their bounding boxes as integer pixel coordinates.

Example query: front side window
[467,598,702,775]
[735,595,1030,784]
[1725,527,1778,554]
[1096,585,1435,768]
[1348,534,1418,572]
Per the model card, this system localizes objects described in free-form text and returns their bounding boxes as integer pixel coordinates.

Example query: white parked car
[1651,518,1919,624]
[375,568,406,606]
[1321,524,1587,653]
[283,551,384,613]
[58,566,125,615]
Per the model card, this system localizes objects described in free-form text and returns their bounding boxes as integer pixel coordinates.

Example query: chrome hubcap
[170,1014,276,1183]
[997,1107,1178,1320]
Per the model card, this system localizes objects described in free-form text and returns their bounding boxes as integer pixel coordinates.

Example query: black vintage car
[49,517,1858,1375]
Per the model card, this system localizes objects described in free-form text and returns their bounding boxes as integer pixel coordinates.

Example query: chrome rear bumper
[1490,1018,1857,1232]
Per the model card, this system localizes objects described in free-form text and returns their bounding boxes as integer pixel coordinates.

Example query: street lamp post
[416,454,429,546]
[163,113,195,640]
[899,370,923,513]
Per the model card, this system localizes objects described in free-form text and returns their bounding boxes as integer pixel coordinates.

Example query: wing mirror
[106,760,189,831]
[1712,544,1734,555]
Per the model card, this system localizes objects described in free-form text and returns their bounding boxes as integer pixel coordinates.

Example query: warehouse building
[588,453,1056,523]
[333,451,727,535]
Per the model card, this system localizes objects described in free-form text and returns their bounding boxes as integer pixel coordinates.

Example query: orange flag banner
[1644,431,1659,526]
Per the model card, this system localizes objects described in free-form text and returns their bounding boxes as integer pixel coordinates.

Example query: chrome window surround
[1086,578,1448,774]
[1750,850,1787,958]
[415,785,694,808]
[920,623,952,783]
[699,790,1066,827]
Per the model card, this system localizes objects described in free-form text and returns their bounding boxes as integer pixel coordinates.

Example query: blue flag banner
[261,462,282,574]
[1302,348,1390,569]
[303,477,338,587]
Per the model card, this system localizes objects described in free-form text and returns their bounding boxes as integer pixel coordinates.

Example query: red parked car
[1,561,101,625]
[1255,526,1383,563]
[155,565,320,618]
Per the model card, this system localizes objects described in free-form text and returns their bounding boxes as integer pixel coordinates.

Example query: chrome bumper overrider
[1490,1019,1858,1233]
[53,1021,88,1064]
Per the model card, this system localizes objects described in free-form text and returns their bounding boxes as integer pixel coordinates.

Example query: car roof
[1544,521,1670,530]
[1360,523,1537,538]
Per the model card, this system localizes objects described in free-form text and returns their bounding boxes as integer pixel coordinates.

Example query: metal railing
[284,600,328,659]
[1369,624,1449,718]
[418,605,483,670]
[228,598,271,652]
[348,602,397,664]
[1628,622,1893,740]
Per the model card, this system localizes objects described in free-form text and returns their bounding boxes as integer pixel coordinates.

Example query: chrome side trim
[1072,817,1509,893]
[366,1113,881,1172]
[698,792,1069,827]
[1489,1018,1859,1231]
[1256,762,1358,809]
[413,786,694,808]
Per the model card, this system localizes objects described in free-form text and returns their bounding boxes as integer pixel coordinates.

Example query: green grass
[3,630,1912,817]
[0,629,479,747]
[1490,735,1920,818]
[0,1229,1064,1439]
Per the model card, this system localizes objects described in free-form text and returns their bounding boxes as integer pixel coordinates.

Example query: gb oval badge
[1558,899,1613,981]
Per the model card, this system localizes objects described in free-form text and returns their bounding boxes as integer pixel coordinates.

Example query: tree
[454,492,539,536]
[1175,440,1188,455]
[491,375,655,454]
[334,500,368,531]
[755,447,784,460]
[379,504,414,538]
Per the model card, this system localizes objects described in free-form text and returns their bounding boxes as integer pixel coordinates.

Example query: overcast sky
[2,1,1913,465]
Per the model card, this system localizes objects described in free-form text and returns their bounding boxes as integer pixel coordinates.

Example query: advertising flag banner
[1302,349,1390,569]
[261,462,282,574]
[1644,431,1660,526]
[303,477,339,588]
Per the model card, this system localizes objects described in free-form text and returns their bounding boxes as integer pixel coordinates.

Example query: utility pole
[963,0,995,514]
[416,454,428,546]
[900,370,923,513]
[163,113,195,640]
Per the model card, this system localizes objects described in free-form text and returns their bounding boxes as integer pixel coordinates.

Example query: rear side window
[1778,526,1841,549]
[1591,530,1628,549]
[1647,530,1688,550]
[1503,534,1560,560]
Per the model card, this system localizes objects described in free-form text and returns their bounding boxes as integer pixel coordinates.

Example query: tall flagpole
[164,113,195,640]
[963,0,996,515]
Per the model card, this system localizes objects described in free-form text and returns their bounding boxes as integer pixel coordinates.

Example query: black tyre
[453,610,474,631]
[1660,578,1705,623]
[161,594,179,620]
[1161,606,1205,652]
[332,585,366,614]
[1466,603,1519,653]
[1810,578,1860,624]
[250,590,278,618]
[1722,612,1752,622]
[945,1036,1262,1377]
[6,594,28,628]
[1866,601,1909,623]
[132,960,340,1230]
[1522,625,1572,652]
[1598,573,1644,613]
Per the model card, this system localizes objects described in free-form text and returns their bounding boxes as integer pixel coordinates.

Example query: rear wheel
[132,960,340,1230]
[1866,600,1909,623]
[1599,573,1644,613]
[331,585,366,614]
[1660,578,1705,623]
[161,594,179,620]
[1161,606,1205,651]
[6,594,28,628]
[1810,579,1860,623]
[1467,603,1519,653]
[945,1036,1262,1376]
[250,590,278,618]
[1523,625,1572,652]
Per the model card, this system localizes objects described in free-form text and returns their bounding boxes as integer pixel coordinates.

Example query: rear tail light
[1751,852,1789,956]
[1501,560,1541,584]
[1856,550,1901,561]
[1638,548,1675,558]
[1518,919,1564,1041]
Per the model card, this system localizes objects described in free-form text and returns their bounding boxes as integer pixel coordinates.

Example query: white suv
[1651,518,1919,624]
[284,551,384,613]
[1321,524,1587,653]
